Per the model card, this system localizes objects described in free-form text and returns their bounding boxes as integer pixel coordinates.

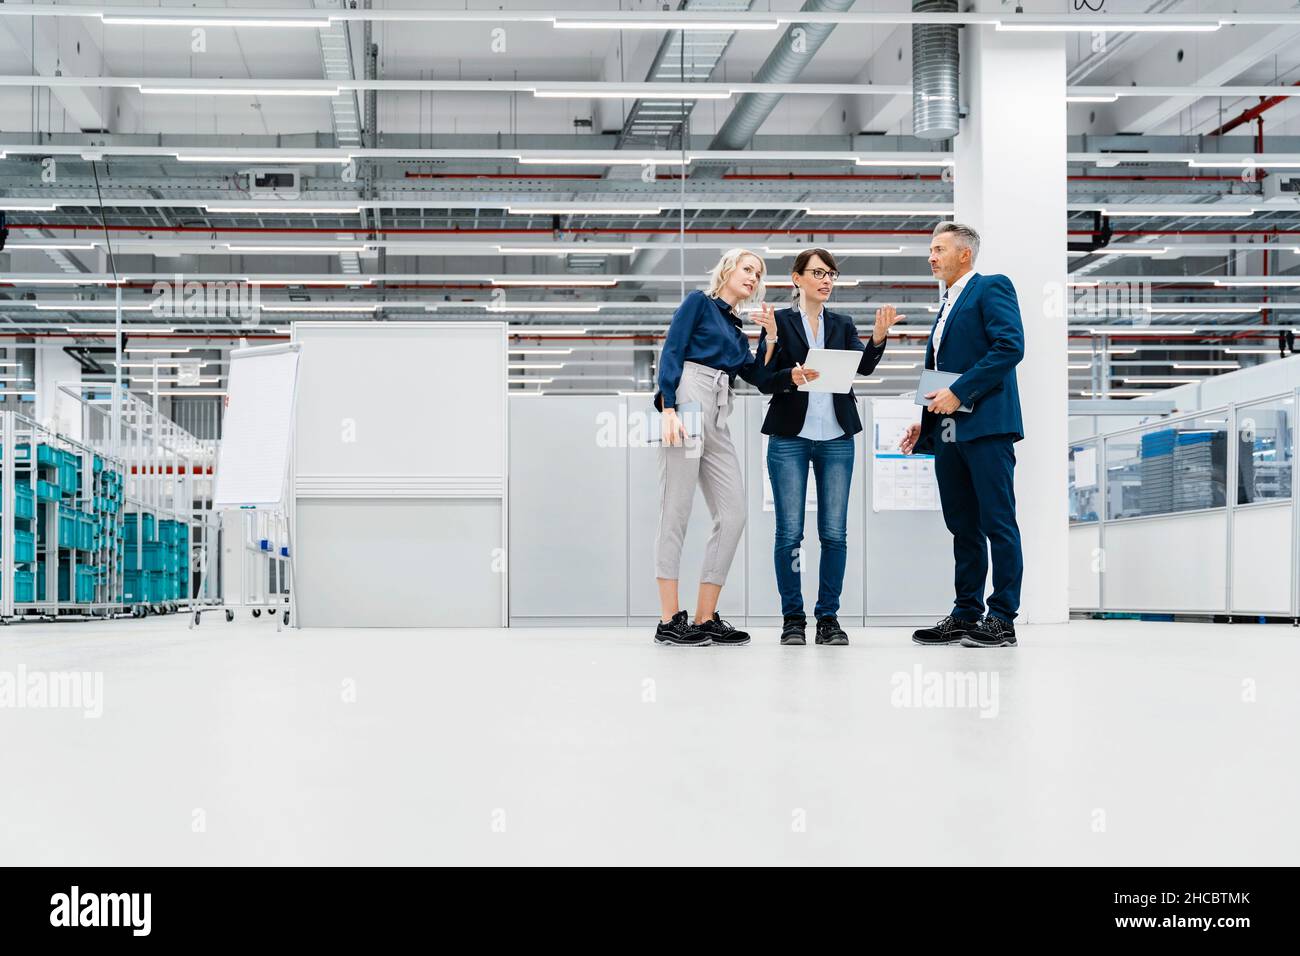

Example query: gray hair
[932,221,980,264]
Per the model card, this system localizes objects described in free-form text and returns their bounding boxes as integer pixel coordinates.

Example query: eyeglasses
[801,268,839,282]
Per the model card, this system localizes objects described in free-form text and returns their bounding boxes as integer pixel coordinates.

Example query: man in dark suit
[900,222,1025,648]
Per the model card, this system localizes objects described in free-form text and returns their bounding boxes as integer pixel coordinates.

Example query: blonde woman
[652,249,777,647]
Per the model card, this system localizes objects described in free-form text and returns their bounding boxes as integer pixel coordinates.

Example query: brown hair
[791,247,839,304]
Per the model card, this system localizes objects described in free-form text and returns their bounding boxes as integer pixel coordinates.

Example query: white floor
[0,615,1296,866]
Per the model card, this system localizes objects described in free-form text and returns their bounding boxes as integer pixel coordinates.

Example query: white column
[954,9,1069,624]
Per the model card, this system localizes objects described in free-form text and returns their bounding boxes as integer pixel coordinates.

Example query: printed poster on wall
[871,397,940,512]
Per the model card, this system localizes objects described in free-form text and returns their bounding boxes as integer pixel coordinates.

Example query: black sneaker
[960,615,1018,648]
[912,614,977,646]
[696,612,750,647]
[655,610,710,647]
[780,614,807,646]
[815,615,849,645]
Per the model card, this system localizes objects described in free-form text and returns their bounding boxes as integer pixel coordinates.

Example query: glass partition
[1105,413,1230,519]
[1234,395,1295,504]
[1068,441,1100,523]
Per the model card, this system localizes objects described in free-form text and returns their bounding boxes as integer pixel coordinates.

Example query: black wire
[89,160,119,282]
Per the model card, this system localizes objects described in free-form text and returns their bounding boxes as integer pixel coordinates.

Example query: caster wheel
[193,611,201,626]
[283,611,290,625]
[225,609,234,623]
[251,609,261,618]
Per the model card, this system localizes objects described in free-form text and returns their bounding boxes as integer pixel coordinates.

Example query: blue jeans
[767,434,855,619]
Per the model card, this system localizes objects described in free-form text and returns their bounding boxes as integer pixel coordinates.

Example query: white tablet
[795,348,864,393]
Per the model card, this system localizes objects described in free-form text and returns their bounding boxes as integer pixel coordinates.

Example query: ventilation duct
[912,0,959,140]
[694,0,856,178]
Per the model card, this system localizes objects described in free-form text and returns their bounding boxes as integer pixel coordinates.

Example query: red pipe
[127,465,214,474]
[1207,81,1300,137]
[400,170,1265,183]
[404,172,603,179]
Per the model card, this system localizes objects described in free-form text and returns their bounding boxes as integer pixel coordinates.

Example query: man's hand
[899,422,921,455]
[925,387,962,415]
[872,304,904,345]
[661,407,688,446]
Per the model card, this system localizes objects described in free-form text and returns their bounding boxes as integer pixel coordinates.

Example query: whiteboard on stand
[213,343,302,510]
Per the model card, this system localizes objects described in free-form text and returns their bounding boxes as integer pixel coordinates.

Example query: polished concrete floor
[0,615,1296,866]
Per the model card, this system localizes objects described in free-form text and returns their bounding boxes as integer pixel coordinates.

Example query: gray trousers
[654,361,746,585]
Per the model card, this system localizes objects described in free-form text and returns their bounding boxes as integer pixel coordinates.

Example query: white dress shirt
[931,269,975,362]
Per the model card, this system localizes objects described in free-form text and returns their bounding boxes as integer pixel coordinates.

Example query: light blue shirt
[797,303,845,442]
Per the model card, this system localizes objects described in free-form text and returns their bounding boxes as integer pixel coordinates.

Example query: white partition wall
[292,322,508,627]
[1231,503,1293,615]
[1068,524,1100,610]
[508,395,628,625]
[1068,390,1298,620]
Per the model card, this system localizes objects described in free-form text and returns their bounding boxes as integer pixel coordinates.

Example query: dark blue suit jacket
[915,272,1025,454]
[753,305,887,437]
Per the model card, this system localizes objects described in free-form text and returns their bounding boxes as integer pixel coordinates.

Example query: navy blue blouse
[654,290,772,410]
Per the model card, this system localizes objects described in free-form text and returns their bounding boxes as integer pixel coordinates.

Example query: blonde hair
[706,248,767,309]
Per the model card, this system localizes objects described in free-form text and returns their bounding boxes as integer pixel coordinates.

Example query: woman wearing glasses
[653,248,778,648]
[758,248,903,646]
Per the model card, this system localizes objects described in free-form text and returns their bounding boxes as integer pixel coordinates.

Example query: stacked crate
[30,445,107,605]
[92,457,125,603]
[1173,430,1226,512]
[158,519,190,602]
[124,512,163,604]
[1138,429,1175,515]
[0,442,38,603]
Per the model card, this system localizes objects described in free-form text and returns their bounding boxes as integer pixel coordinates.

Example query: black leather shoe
[780,614,807,646]
[815,615,849,645]
[654,610,710,647]
[696,612,750,646]
[912,614,977,646]
[960,615,1018,647]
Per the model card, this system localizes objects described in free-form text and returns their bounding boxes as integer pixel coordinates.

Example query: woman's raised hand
[751,302,778,341]
[873,304,904,344]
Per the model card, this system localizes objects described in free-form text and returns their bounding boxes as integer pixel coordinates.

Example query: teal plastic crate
[36,443,61,468]
[4,569,36,603]
[124,570,167,604]
[36,479,60,502]
[15,529,35,563]
[1,482,36,520]
[58,453,80,495]
[55,563,96,603]
[125,541,168,572]
[0,529,37,563]
[55,505,77,545]
[76,513,96,552]
[124,513,157,544]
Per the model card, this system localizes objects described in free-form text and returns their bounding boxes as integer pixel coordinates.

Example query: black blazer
[755,305,887,437]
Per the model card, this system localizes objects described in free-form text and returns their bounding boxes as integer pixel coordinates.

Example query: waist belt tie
[708,368,731,427]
